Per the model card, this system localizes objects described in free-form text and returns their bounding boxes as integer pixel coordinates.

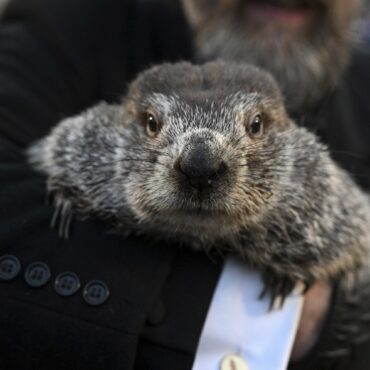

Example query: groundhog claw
[261,271,302,310]
[49,189,74,240]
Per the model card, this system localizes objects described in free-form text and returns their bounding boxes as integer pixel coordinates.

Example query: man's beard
[185,0,359,114]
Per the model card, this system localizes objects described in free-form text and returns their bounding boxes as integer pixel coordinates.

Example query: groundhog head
[119,61,294,238]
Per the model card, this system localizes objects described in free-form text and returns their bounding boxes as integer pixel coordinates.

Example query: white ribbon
[192,257,304,370]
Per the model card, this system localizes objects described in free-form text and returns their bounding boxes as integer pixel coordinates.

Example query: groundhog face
[119,62,293,234]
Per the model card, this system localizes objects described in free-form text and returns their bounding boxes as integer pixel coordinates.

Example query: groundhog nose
[174,144,227,190]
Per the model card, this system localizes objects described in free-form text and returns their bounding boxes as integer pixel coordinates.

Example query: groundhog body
[28,61,370,301]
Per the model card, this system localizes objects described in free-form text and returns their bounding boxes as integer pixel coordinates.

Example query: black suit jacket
[0,0,370,369]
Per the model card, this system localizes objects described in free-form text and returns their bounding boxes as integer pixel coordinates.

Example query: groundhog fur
[28,61,370,303]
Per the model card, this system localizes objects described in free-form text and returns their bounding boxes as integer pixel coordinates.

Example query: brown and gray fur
[28,61,370,302]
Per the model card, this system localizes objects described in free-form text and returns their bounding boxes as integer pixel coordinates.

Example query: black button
[0,255,21,281]
[83,280,110,306]
[147,299,166,326]
[54,271,81,297]
[24,262,51,288]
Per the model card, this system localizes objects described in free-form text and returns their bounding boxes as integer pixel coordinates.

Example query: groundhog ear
[118,99,139,127]
[284,118,296,129]
[122,99,137,117]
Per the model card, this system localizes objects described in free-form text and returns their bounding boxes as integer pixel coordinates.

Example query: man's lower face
[182,0,361,113]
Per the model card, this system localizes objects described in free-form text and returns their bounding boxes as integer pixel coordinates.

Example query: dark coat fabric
[0,0,370,369]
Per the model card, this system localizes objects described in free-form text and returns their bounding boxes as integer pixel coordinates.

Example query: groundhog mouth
[153,207,237,229]
[156,202,229,217]
[176,208,226,217]
[148,198,237,221]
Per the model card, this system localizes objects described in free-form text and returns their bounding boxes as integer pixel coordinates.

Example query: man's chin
[186,0,358,113]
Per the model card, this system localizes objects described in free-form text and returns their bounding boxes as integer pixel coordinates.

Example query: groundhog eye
[249,114,263,137]
[146,112,161,137]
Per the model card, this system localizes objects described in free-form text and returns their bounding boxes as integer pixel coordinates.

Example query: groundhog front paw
[260,269,312,310]
[47,186,74,240]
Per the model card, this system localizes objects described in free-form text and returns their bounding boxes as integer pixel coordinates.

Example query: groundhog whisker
[248,164,363,178]
[113,158,168,168]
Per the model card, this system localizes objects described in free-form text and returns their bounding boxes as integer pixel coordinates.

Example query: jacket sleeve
[0,0,128,147]
[0,4,182,369]
[0,0,125,243]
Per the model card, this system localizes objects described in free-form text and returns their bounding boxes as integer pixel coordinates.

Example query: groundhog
[28,61,370,305]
